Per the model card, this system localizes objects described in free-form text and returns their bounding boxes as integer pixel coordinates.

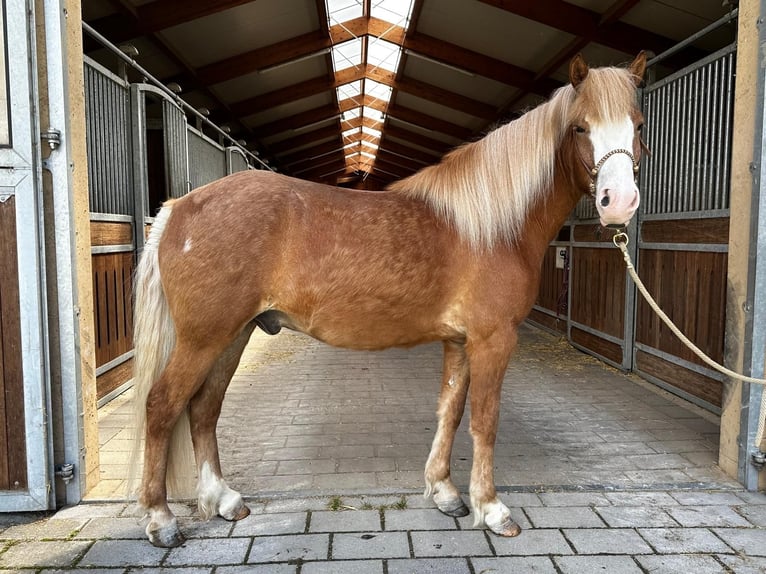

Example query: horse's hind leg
[425,341,470,517]
[467,331,522,538]
[141,342,224,547]
[191,322,257,522]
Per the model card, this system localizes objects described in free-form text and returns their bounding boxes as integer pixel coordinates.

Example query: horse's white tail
[127,203,196,500]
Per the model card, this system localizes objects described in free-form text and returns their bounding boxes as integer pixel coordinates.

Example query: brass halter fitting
[588,148,639,196]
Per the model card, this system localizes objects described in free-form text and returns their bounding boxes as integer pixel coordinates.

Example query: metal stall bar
[82,22,271,172]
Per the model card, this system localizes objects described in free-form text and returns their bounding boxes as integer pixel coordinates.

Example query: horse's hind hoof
[437,498,470,518]
[491,519,522,538]
[147,519,185,548]
[220,501,250,522]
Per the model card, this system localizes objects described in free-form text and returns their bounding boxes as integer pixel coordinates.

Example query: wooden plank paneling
[641,218,729,244]
[0,198,28,490]
[535,246,567,315]
[570,247,625,339]
[92,252,134,369]
[636,350,722,408]
[90,221,133,247]
[96,358,134,402]
[528,308,567,334]
[571,326,623,365]
[634,249,727,368]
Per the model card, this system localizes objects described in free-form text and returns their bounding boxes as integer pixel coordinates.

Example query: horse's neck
[518,166,583,265]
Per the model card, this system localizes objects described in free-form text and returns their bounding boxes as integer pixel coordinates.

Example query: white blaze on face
[588,116,640,227]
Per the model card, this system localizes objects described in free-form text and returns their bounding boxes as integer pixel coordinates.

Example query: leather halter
[586,148,640,197]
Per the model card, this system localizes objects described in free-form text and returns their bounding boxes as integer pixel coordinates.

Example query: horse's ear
[629,51,647,86]
[569,54,589,88]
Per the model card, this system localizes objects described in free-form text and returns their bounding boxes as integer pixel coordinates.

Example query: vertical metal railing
[84,58,133,216]
[642,44,736,216]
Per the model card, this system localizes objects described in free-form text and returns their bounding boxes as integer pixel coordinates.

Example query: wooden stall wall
[0,198,28,490]
[530,227,570,334]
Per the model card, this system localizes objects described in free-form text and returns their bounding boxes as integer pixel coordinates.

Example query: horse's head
[568,52,647,228]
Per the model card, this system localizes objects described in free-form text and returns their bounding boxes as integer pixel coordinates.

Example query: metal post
[737,7,766,489]
[42,0,85,503]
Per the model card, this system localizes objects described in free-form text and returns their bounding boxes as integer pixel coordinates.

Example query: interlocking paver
[555,555,644,573]
[410,530,490,558]
[387,557,470,574]
[491,529,573,556]
[669,491,744,506]
[594,505,678,527]
[231,512,307,536]
[80,540,167,567]
[636,554,728,573]
[471,556,557,573]
[384,509,457,531]
[717,554,766,573]
[525,506,605,528]
[0,540,92,568]
[310,510,381,532]
[563,528,653,555]
[666,505,751,527]
[0,518,87,540]
[247,533,329,563]
[331,532,409,559]
[165,537,250,566]
[638,527,733,554]
[712,528,766,556]
[301,560,383,574]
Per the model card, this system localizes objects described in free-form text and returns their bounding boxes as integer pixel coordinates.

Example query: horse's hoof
[220,502,250,522]
[147,520,185,548]
[436,499,470,518]
[490,519,522,538]
[232,504,251,521]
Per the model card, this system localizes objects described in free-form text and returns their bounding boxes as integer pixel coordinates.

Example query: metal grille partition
[642,44,736,216]
[84,58,133,216]
[188,127,227,190]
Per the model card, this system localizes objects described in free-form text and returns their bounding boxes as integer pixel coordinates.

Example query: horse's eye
[637,123,644,132]
[574,125,586,134]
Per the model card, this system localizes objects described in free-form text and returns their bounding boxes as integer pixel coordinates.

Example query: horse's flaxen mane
[387,65,639,249]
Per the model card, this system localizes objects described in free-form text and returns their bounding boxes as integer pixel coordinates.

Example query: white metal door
[0,0,53,511]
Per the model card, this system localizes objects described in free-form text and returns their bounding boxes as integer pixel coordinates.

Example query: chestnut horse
[131,53,646,547]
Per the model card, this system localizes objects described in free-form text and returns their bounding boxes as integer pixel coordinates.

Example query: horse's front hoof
[437,499,470,518]
[489,519,522,537]
[147,519,185,548]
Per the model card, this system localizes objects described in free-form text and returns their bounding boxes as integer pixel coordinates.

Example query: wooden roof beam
[478,0,705,65]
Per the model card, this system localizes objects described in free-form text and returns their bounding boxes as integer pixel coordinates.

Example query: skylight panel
[364,79,392,102]
[326,0,363,25]
[370,0,415,28]
[362,107,385,123]
[360,139,379,150]
[332,38,362,72]
[367,38,401,73]
[342,107,362,121]
[337,80,362,102]
[362,125,382,138]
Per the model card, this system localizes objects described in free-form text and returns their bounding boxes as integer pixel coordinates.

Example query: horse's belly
[278,304,455,351]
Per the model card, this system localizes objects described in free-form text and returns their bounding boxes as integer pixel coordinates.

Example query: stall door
[0,0,52,511]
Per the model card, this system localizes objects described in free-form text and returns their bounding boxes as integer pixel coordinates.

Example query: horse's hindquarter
[158,171,531,350]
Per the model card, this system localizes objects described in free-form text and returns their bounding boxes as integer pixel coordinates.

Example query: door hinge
[41,128,61,150]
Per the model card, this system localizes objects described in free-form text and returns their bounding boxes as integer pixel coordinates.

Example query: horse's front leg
[425,341,470,517]
[191,324,256,523]
[467,331,521,537]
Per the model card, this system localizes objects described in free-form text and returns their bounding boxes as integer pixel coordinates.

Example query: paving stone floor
[4,323,765,572]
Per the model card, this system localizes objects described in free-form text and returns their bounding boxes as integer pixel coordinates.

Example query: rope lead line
[612,232,766,386]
